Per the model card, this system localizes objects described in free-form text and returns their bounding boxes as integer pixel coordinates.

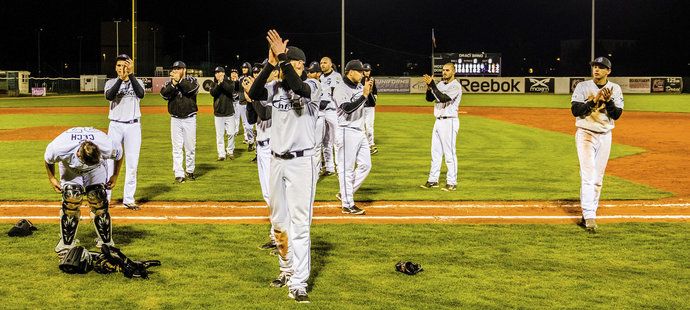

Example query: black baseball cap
[230,68,238,73]
[306,61,321,73]
[252,66,260,73]
[214,66,225,72]
[116,54,131,61]
[241,62,252,69]
[344,60,365,72]
[363,63,372,71]
[286,46,306,62]
[172,61,186,68]
[590,57,612,69]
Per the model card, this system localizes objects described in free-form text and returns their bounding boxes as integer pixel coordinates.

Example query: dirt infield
[2,105,689,224]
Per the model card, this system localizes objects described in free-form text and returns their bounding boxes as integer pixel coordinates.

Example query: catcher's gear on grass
[94,245,161,279]
[395,261,423,275]
[7,219,38,237]
[59,246,93,274]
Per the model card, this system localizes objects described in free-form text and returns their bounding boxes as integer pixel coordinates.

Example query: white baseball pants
[269,153,319,291]
[171,116,196,178]
[214,116,237,158]
[363,107,376,146]
[321,110,337,173]
[427,118,459,185]
[107,121,141,204]
[256,141,275,243]
[335,127,371,208]
[576,128,612,220]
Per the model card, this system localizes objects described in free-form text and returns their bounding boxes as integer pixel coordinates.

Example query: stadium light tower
[591,0,595,61]
[341,0,345,71]
[114,20,121,55]
[132,0,137,74]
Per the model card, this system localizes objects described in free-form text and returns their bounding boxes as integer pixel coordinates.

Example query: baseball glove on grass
[395,261,423,275]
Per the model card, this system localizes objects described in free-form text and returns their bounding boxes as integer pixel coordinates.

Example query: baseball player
[210,66,237,161]
[104,54,144,210]
[160,61,199,183]
[333,60,372,215]
[571,56,624,232]
[306,62,324,158]
[362,63,379,155]
[420,63,462,191]
[248,29,321,303]
[238,62,256,149]
[318,56,341,177]
[44,127,123,257]
[243,71,278,251]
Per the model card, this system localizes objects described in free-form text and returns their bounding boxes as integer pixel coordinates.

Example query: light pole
[341,0,345,71]
[114,20,121,55]
[151,26,158,68]
[591,0,595,61]
[77,35,83,75]
[37,28,42,77]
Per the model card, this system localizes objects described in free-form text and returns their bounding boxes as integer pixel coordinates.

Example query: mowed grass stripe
[0,223,688,308]
[0,112,669,201]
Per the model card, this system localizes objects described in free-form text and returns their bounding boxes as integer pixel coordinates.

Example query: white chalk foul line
[2,203,690,209]
[1,215,689,221]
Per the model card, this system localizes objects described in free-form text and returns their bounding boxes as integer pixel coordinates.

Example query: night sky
[1,0,688,77]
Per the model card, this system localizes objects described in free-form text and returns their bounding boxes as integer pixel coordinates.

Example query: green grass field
[1,223,688,308]
[0,110,670,201]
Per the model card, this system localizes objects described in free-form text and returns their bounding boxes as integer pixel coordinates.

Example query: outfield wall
[136,76,683,95]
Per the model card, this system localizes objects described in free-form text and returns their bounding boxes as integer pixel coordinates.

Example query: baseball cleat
[248,144,255,151]
[123,203,141,211]
[420,181,439,189]
[185,172,196,181]
[335,193,342,201]
[288,288,310,303]
[321,170,336,177]
[258,240,277,250]
[342,205,366,215]
[370,145,379,155]
[217,157,225,161]
[175,177,186,183]
[250,156,257,162]
[441,184,457,191]
[584,218,598,233]
[227,154,235,160]
[270,272,291,288]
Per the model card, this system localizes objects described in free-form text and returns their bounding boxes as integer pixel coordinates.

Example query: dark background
[1,0,688,77]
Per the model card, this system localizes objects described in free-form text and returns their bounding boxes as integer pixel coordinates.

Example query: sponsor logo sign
[376,77,410,93]
[457,77,524,93]
[525,77,554,93]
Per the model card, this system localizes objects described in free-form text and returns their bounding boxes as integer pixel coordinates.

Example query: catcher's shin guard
[58,246,93,274]
[56,184,84,254]
[86,184,113,245]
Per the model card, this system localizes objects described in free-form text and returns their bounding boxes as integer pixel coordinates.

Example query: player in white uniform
[333,60,373,215]
[361,63,379,155]
[44,127,123,257]
[318,57,342,176]
[248,30,320,303]
[104,54,144,210]
[243,69,278,252]
[306,62,324,158]
[570,57,624,232]
[420,63,462,191]
[160,61,200,183]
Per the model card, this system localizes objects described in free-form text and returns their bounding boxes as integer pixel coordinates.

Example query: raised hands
[266,29,288,63]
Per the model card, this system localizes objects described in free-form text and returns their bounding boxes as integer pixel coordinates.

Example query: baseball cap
[241,62,252,69]
[344,60,365,72]
[286,46,306,62]
[214,66,225,72]
[306,61,321,73]
[172,61,186,68]
[362,63,372,71]
[252,66,260,73]
[116,54,131,61]
[590,57,611,69]
[230,68,238,73]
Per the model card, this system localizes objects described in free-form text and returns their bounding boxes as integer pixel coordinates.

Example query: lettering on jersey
[70,134,96,141]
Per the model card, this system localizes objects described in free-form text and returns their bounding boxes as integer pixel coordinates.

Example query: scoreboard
[433,52,502,76]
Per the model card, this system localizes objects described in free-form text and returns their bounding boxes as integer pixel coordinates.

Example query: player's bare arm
[105,158,124,189]
[44,162,61,193]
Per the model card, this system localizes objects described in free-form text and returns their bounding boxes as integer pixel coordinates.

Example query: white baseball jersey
[256,103,272,143]
[334,78,367,129]
[319,71,343,112]
[263,79,321,154]
[430,80,462,118]
[45,127,123,172]
[104,78,144,122]
[571,80,624,133]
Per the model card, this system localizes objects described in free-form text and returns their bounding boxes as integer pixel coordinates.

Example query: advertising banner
[31,87,46,96]
[457,77,524,93]
[376,77,410,93]
[609,77,650,93]
[140,77,153,93]
[524,77,555,93]
[569,78,586,93]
